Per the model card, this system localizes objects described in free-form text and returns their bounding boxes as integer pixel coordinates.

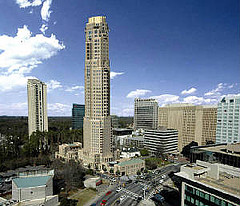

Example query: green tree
[140,149,149,156]
[137,170,141,176]
[116,170,120,176]
[110,168,114,174]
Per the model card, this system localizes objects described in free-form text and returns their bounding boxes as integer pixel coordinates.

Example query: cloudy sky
[0,0,239,116]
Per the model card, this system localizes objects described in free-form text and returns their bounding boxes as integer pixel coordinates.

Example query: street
[89,163,182,206]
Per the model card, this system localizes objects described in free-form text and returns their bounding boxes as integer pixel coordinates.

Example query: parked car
[100,200,107,205]
[106,191,112,196]
[116,187,122,192]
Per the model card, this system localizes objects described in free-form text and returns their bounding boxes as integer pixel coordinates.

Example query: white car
[120,195,126,202]
[162,174,166,179]
[116,187,122,192]
[159,179,164,183]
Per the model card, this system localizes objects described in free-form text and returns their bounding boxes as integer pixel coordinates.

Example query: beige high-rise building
[158,104,217,151]
[79,16,113,168]
[27,79,48,136]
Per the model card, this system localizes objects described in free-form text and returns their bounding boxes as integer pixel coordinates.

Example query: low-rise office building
[144,128,178,155]
[190,143,240,168]
[84,176,102,189]
[114,159,145,176]
[55,142,82,161]
[120,148,141,159]
[12,169,58,206]
[114,135,144,150]
[175,160,240,206]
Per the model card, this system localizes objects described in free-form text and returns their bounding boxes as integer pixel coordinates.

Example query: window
[205,194,209,200]
[210,196,215,202]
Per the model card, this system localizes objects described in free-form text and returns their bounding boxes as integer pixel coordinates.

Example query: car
[100,200,107,205]
[159,179,163,184]
[106,191,112,196]
[120,195,126,202]
[116,187,122,192]
[162,174,166,178]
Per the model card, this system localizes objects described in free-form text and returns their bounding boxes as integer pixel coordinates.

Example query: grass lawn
[71,188,97,206]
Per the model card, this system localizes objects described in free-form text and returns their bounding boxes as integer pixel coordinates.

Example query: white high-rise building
[79,16,113,168]
[134,98,158,130]
[27,79,48,136]
[216,95,240,144]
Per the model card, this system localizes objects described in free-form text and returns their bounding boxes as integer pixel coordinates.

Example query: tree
[137,170,141,176]
[140,149,149,156]
[181,141,198,158]
[116,170,120,176]
[109,168,114,174]
[102,165,107,172]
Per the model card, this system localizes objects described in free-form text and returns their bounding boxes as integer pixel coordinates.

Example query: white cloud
[183,96,218,105]
[121,108,134,116]
[0,102,27,116]
[0,73,35,92]
[228,84,234,89]
[48,103,71,116]
[41,0,53,22]
[127,89,151,98]
[16,0,43,8]
[150,94,180,106]
[0,25,64,72]
[204,83,225,97]
[0,25,64,91]
[40,24,48,34]
[65,85,84,92]
[47,80,62,91]
[110,71,124,79]
[181,87,197,95]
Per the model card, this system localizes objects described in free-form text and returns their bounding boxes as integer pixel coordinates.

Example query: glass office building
[72,104,85,129]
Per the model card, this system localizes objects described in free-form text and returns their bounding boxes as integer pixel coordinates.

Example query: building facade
[12,169,58,205]
[144,128,178,155]
[114,135,144,150]
[114,159,145,176]
[80,16,113,168]
[158,104,217,151]
[175,160,240,206]
[55,142,82,161]
[27,79,48,136]
[72,104,85,129]
[216,95,240,144]
[134,98,158,130]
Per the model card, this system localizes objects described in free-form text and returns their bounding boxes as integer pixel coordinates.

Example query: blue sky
[0,0,239,116]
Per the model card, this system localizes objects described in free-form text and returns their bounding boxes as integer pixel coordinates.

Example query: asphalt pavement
[90,163,182,206]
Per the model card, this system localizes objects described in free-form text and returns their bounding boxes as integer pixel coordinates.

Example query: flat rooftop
[199,144,240,157]
[197,173,240,197]
[184,164,206,170]
[117,159,144,167]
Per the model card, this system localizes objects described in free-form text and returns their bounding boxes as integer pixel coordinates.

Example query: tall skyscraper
[158,104,217,151]
[80,16,113,168]
[27,79,48,136]
[216,95,240,144]
[134,98,158,130]
[72,104,85,129]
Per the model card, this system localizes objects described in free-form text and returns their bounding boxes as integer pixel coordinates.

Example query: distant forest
[0,116,133,137]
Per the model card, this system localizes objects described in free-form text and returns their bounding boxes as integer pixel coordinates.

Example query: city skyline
[0,0,239,116]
